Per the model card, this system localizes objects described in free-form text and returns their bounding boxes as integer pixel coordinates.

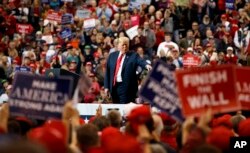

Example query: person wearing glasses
[104,37,152,104]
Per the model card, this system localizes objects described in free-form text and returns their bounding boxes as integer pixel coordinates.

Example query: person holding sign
[96,0,113,22]
[104,37,152,104]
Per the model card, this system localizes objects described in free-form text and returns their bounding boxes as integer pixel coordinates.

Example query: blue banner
[61,13,73,25]
[139,60,185,122]
[14,66,31,73]
[9,73,73,120]
[226,0,235,10]
[60,28,72,39]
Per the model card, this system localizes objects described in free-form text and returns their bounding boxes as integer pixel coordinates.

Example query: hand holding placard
[176,65,240,117]
[0,103,9,132]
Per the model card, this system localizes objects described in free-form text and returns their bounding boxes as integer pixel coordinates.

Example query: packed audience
[1,101,250,153]
[0,0,250,103]
[0,0,250,153]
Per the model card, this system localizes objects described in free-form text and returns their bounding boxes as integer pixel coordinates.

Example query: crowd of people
[0,0,250,103]
[1,100,250,153]
[0,0,250,153]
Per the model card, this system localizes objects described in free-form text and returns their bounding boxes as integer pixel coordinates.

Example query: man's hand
[145,64,152,71]
[0,103,9,132]
[104,88,110,98]
[96,105,102,117]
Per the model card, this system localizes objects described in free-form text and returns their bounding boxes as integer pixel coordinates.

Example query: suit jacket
[104,51,147,102]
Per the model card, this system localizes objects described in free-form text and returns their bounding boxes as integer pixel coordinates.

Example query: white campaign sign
[41,35,53,44]
[83,18,96,29]
[76,9,91,19]
[126,25,139,40]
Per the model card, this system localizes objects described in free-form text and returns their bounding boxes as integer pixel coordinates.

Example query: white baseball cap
[187,47,193,52]
[227,46,233,51]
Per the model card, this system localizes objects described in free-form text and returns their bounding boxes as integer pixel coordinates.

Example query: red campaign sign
[235,67,250,110]
[16,24,33,34]
[176,65,240,117]
[131,15,140,26]
[183,54,200,68]
[46,10,62,23]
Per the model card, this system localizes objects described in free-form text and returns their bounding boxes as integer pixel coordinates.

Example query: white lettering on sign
[187,92,229,109]
[236,82,250,93]
[197,86,212,93]
[153,96,177,113]
[147,81,178,103]
[238,94,250,102]
[10,99,43,111]
[32,80,57,90]
[161,77,176,90]
[11,87,69,104]
[226,3,234,9]
[234,141,247,148]
[183,70,228,88]
[43,104,63,113]
[156,64,172,76]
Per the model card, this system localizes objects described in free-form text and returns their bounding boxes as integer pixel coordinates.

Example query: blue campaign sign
[60,28,72,39]
[226,0,235,10]
[15,66,31,72]
[9,72,73,120]
[61,13,73,25]
[139,60,185,122]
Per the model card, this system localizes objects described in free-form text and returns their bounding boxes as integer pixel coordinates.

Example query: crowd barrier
[77,103,126,116]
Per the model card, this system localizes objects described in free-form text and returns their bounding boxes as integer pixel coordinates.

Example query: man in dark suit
[104,37,151,104]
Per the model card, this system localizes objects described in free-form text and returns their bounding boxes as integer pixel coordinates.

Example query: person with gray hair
[230,111,246,134]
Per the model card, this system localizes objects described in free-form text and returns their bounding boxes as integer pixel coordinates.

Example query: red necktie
[113,53,124,86]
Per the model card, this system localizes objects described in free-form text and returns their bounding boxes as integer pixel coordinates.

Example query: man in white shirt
[157,33,179,58]
[234,20,250,54]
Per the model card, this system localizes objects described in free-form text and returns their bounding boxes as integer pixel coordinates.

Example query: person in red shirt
[37,51,50,74]
[154,21,165,48]
[224,46,238,65]
[89,73,101,96]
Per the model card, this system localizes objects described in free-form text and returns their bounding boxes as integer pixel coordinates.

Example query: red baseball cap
[86,62,92,66]
[155,21,161,25]
[56,45,62,49]
[238,118,250,137]
[29,63,37,69]
[158,112,176,127]
[94,52,100,58]
[28,126,67,153]
[103,134,142,153]
[44,119,67,142]
[40,51,46,58]
[127,105,152,134]
[101,127,121,147]
[212,114,232,129]
[221,14,227,19]
[52,56,59,61]
[232,11,238,17]
[207,126,234,151]
[127,105,152,124]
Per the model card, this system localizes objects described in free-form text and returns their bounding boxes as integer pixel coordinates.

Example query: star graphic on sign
[84,117,89,124]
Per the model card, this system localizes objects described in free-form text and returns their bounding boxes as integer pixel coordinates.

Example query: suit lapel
[113,51,119,63]
[122,52,130,72]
